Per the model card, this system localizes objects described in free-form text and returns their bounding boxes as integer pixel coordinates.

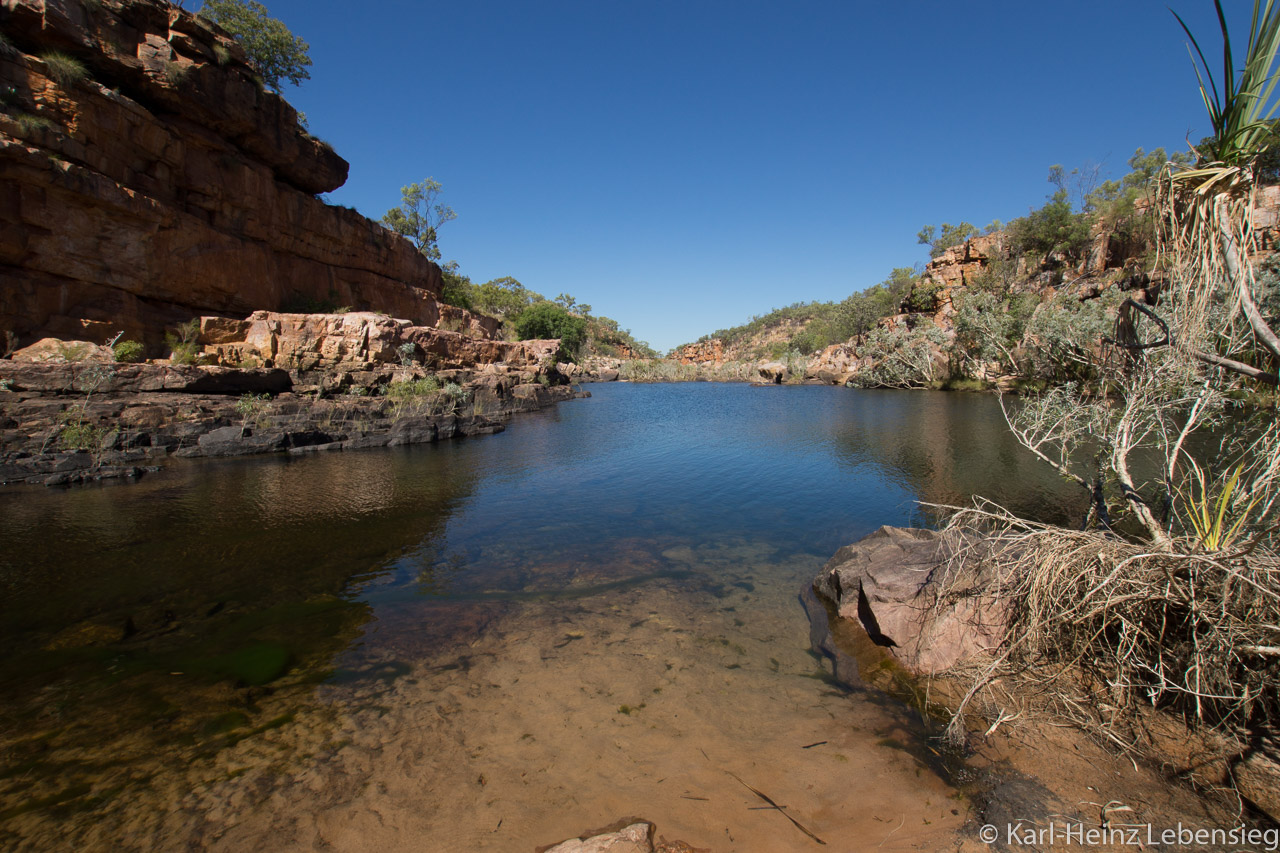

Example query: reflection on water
[0,384,1085,849]
[828,389,1084,526]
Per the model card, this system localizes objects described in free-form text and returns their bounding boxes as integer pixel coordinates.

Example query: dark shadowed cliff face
[0,0,447,350]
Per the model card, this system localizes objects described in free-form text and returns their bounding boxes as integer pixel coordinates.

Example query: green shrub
[57,412,117,460]
[112,340,145,363]
[1007,188,1092,263]
[14,113,54,135]
[235,392,271,428]
[163,59,190,86]
[904,280,943,313]
[384,376,440,400]
[168,342,199,365]
[514,301,587,361]
[40,52,88,88]
[439,381,470,410]
[439,263,475,311]
[383,376,450,417]
[52,341,92,362]
[789,329,822,355]
[199,0,312,93]
[396,342,417,367]
[917,222,979,258]
[165,319,202,365]
[849,323,948,388]
[937,377,991,392]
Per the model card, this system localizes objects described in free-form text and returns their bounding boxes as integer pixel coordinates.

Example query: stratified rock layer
[197,311,553,373]
[0,0,450,349]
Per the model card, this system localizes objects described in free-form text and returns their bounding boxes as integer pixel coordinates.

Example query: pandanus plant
[1174,0,1280,168]
[1152,0,1280,542]
[1162,0,1280,382]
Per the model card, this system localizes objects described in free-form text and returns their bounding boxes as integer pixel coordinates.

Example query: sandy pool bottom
[148,541,967,852]
[9,537,1244,853]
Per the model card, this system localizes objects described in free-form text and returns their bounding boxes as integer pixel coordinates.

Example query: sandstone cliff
[0,0,467,352]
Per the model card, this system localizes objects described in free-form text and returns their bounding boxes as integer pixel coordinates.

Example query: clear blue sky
[260,0,1241,353]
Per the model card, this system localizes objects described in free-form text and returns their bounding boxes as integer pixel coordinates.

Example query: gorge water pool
[0,383,1086,851]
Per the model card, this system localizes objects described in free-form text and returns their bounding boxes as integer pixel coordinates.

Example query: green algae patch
[228,642,291,685]
[193,642,291,686]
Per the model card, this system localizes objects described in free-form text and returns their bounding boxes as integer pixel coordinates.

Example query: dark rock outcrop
[0,360,293,394]
[0,375,588,486]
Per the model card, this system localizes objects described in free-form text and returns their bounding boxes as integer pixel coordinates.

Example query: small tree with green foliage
[1007,186,1092,263]
[475,277,536,319]
[849,322,947,388]
[917,222,980,258]
[439,261,474,311]
[1084,148,1195,254]
[1020,287,1120,383]
[513,301,587,361]
[200,0,311,92]
[382,179,456,261]
[951,289,1038,378]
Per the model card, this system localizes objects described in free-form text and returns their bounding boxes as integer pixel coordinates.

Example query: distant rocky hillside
[674,185,1280,388]
[672,306,823,364]
[0,0,477,353]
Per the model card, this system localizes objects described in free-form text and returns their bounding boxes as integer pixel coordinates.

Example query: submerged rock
[542,821,654,853]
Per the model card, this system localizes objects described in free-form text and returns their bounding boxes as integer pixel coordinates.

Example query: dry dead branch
[930,503,1280,754]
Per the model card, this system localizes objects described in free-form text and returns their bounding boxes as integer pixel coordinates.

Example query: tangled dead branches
[932,502,1280,754]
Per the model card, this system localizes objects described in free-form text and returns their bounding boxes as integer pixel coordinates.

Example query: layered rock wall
[673,338,724,365]
[909,233,1005,318]
[198,311,557,374]
[0,0,452,350]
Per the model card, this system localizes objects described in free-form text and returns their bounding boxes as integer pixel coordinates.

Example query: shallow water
[0,384,1084,851]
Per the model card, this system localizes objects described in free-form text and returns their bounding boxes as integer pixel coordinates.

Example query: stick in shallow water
[725,771,826,845]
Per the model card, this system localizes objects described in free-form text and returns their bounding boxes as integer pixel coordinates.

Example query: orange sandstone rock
[0,0,457,351]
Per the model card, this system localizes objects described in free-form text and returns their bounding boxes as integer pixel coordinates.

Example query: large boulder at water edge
[813,526,1007,674]
[756,361,787,384]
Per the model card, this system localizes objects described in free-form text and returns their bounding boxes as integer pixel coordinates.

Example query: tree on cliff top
[383,179,457,262]
[200,0,312,92]
[916,222,979,258]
